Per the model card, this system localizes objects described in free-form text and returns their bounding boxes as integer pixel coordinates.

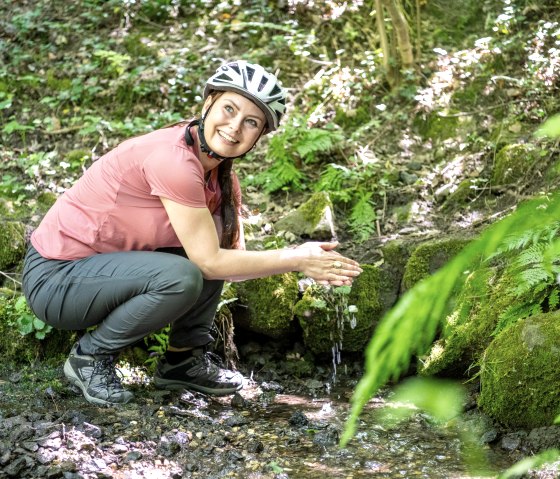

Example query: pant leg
[154,247,224,349]
[22,246,215,355]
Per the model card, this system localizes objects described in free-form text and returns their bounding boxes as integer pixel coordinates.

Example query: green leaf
[3,120,33,134]
[535,114,560,138]
[498,449,560,479]
[33,317,47,330]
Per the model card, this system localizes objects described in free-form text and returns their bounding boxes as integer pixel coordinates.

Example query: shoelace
[92,357,124,388]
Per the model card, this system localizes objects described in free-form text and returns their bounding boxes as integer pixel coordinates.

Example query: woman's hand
[295,241,362,286]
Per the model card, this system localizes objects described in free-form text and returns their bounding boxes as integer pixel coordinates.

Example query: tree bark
[383,0,414,68]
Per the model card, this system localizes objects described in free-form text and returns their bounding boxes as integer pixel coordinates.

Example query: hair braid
[218,158,239,249]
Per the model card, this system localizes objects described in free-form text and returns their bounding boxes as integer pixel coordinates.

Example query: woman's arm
[161,197,362,285]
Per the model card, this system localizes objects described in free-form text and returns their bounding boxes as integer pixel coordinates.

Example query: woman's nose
[229,116,243,132]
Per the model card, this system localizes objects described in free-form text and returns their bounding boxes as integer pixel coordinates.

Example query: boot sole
[152,377,242,396]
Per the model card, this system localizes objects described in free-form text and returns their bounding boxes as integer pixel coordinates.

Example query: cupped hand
[296,241,363,286]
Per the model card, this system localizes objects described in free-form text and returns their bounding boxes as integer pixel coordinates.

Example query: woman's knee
[159,258,204,297]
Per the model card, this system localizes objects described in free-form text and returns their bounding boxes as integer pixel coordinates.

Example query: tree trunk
[374,0,391,74]
[383,0,414,68]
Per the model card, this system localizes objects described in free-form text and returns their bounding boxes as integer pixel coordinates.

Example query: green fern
[295,128,343,162]
[494,302,543,335]
[253,118,344,193]
[348,191,377,242]
[341,193,560,446]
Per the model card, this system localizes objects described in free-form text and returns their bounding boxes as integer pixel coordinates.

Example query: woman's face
[202,91,267,159]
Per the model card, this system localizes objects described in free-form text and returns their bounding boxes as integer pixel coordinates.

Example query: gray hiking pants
[22,246,223,356]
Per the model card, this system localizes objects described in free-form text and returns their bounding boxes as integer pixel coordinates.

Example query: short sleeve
[143,145,207,207]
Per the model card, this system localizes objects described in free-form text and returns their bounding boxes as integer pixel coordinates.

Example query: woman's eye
[246,119,258,128]
[224,105,234,113]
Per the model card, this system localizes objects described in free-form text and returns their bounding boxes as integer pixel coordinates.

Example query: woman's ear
[202,95,214,117]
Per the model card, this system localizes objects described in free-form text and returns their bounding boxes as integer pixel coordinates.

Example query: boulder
[274,191,335,240]
[478,311,560,428]
[232,273,299,339]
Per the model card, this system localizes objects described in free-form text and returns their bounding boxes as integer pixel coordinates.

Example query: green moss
[491,143,539,186]
[298,191,333,226]
[233,273,299,338]
[275,191,334,239]
[295,265,383,354]
[420,267,500,376]
[441,179,476,212]
[402,236,471,291]
[0,221,26,271]
[415,111,460,142]
[479,311,560,428]
[36,191,57,212]
[46,69,72,91]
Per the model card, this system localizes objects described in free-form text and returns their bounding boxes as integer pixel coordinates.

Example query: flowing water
[233,385,513,479]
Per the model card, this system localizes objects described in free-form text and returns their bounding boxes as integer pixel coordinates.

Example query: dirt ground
[2,334,560,479]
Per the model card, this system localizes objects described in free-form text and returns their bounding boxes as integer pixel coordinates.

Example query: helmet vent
[246,66,255,81]
[230,63,241,75]
[270,84,282,96]
[215,73,232,82]
[258,77,269,92]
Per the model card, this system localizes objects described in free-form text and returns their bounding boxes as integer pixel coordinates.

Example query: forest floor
[1,335,559,479]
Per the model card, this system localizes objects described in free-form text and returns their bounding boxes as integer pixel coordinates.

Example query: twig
[0,270,21,286]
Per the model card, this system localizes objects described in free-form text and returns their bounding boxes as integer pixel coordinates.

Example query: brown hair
[217,157,240,249]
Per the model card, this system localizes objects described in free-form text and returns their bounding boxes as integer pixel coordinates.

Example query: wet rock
[260,380,284,393]
[225,414,248,427]
[247,440,264,453]
[81,422,103,439]
[526,426,560,451]
[230,392,248,409]
[124,450,143,462]
[312,425,340,447]
[4,454,34,477]
[289,411,309,427]
[500,431,527,451]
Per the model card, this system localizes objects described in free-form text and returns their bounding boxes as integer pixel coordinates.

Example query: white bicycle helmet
[204,60,287,132]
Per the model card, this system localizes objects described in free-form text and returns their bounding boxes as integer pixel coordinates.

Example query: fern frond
[315,163,350,192]
[514,268,553,295]
[295,128,343,163]
[349,191,377,242]
[494,302,541,335]
[511,244,546,270]
[549,288,560,310]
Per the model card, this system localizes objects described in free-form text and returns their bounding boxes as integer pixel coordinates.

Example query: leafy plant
[341,192,560,447]
[483,222,560,334]
[250,117,344,193]
[5,295,52,340]
[143,325,170,370]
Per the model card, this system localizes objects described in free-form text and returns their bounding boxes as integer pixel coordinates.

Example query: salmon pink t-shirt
[31,124,242,260]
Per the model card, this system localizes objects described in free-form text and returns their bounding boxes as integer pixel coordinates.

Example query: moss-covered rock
[0,221,26,272]
[419,266,505,376]
[491,143,539,186]
[295,265,384,354]
[378,240,410,309]
[479,311,560,428]
[402,236,471,291]
[274,191,335,240]
[233,273,299,338]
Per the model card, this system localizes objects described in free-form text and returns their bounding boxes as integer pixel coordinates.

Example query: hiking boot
[153,347,243,396]
[63,342,134,406]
